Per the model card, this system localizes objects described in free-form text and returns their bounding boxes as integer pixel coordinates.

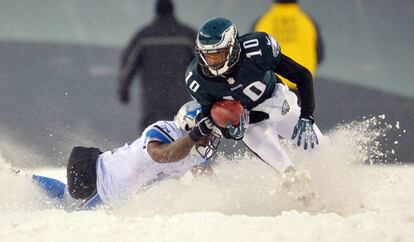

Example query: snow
[0,117,413,242]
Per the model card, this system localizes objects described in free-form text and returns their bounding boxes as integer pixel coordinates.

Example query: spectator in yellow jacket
[253,0,324,92]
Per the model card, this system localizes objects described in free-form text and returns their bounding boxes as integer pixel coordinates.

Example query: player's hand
[291,117,319,150]
[226,111,248,140]
[118,88,129,104]
[189,116,214,142]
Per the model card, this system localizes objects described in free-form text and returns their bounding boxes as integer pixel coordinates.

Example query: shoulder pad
[144,121,177,144]
[185,60,200,85]
[240,32,280,56]
[264,34,281,58]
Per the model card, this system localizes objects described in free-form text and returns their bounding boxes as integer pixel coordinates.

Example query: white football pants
[243,83,323,173]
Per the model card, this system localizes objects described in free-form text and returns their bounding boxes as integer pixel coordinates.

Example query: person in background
[118,0,197,131]
[253,0,324,93]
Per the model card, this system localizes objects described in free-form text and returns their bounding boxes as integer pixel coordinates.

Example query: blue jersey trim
[145,128,173,144]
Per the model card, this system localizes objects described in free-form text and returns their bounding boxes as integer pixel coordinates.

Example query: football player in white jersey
[33,101,218,210]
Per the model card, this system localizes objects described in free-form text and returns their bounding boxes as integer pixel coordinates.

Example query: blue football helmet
[196,17,241,76]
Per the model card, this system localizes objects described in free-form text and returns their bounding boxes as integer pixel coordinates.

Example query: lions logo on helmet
[195,17,241,76]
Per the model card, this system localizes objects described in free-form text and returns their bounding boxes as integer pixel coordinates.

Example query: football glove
[226,111,249,140]
[189,116,214,142]
[249,110,269,124]
[291,117,319,150]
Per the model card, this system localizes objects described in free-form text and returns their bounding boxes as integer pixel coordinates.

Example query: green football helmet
[196,17,241,76]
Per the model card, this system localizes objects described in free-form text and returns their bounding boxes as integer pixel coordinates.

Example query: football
[211,100,244,128]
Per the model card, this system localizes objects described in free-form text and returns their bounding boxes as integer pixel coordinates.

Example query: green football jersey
[185,32,282,113]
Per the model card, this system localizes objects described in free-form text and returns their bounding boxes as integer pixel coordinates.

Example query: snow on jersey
[96,121,205,203]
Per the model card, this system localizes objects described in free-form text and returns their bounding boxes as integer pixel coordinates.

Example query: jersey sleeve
[184,66,215,114]
[143,121,176,147]
[275,54,315,118]
[261,33,282,71]
[241,32,282,71]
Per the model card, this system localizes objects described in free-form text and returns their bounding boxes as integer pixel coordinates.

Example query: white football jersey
[95,121,206,203]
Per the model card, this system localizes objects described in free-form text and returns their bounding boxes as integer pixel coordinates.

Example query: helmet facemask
[194,127,221,160]
[200,48,229,71]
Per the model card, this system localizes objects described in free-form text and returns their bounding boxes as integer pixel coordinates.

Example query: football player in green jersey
[185,17,324,173]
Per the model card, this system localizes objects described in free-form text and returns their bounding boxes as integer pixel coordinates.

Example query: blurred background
[0,0,413,167]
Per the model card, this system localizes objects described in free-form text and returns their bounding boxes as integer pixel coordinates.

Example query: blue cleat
[32,175,66,200]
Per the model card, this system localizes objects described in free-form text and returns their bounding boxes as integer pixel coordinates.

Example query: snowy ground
[0,117,413,242]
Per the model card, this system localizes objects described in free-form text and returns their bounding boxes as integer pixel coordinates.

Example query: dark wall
[314,77,413,163]
[0,41,140,167]
[0,41,412,167]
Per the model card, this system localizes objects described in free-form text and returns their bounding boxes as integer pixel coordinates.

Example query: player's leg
[250,83,322,146]
[275,101,323,145]
[243,121,293,173]
[67,146,102,200]
[267,86,323,146]
[32,175,66,199]
[79,191,103,210]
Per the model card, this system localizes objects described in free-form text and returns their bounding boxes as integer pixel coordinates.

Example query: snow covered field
[1,117,413,242]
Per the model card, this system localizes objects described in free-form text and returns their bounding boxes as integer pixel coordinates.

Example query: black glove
[189,116,214,142]
[118,88,129,104]
[249,111,269,124]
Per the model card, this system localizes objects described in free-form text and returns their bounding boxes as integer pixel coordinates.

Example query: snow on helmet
[196,17,241,76]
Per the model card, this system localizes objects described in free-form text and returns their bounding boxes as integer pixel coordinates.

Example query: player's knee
[66,146,102,199]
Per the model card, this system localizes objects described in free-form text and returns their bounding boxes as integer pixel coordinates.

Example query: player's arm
[147,116,213,163]
[274,54,315,119]
[200,104,213,117]
[184,64,215,115]
[148,135,209,163]
[260,33,315,119]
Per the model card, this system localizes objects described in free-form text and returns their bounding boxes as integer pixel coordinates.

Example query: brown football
[211,100,244,128]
